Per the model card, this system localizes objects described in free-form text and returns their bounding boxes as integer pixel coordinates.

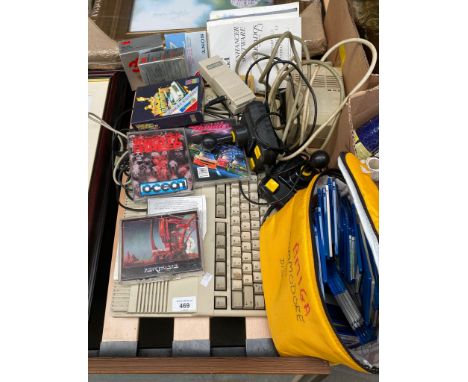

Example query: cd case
[128,128,193,200]
[119,211,203,282]
[185,120,250,185]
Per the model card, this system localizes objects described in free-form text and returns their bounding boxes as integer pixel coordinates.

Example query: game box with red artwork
[119,210,203,281]
[127,128,194,200]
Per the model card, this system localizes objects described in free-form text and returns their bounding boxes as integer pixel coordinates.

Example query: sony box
[131,75,204,130]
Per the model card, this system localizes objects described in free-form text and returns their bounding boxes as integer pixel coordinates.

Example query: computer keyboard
[211,176,269,313]
[112,175,268,317]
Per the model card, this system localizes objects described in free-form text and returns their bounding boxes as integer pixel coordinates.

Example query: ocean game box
[127,128,194,200]
[130,75,204,130]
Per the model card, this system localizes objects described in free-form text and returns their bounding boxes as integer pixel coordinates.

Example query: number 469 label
[172,296,197,312]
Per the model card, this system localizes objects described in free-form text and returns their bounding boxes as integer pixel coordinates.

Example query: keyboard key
[215,262,226,276]
[242,252,252,263]
[241,212,250,221]
[242,263,252,274]
[252,240,260,250]
[231,247,242,257]
[250,210,260,219]
[254,283,263,294]
[215,296,227,309]
[216,184,225,194]
[216,193,226,205]
[231,187,239,196]
[232,268,242,280]
[241,231,251,241]
[251,220,260,229]
[254,295,265,310]
[231,197,240,206]
[231,291,243,309]
[243,274,253,286]
[215,248,226,261]
[250,203,259,211]
[231,215,240,225]
[249,183,258,192]
[241,183,249,192]
[253,272,262,283]
[252,251,260,260]
[231,257,242,268]
[232,279,242,291]
[249,192,258,202]
[241,222,251,231]
[251,230,259,239]
[231,236,241,246]
[216,235,226,248]
[231,206,240,215]
[216,205,226,218]
[242,242,252,252]
[252,261,261,272]
[260,206,269,215]
[243,286,254,309]
[240,203,249,212]
[231,225,240,235]
[216,222,226,235]
[215,276,226,291]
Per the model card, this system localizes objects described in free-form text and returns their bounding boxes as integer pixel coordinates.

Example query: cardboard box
[131,75,204,130]
[320,0,379,167]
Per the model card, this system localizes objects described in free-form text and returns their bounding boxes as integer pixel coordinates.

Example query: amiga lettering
[280,241,311,322]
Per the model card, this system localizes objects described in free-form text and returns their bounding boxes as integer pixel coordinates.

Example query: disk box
[185,120,250,185]
[131,75,204,130]
[127,128,194,200]
[119,210,203,281]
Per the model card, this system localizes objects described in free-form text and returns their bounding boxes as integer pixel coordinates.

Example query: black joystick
[308,150,330,171]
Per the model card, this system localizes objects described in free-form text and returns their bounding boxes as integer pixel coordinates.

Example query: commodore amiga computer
[88,24,376,319]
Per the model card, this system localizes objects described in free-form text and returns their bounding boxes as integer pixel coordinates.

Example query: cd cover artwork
[120,211,203,281]
[186,120,249,184]
[128,128,193,199]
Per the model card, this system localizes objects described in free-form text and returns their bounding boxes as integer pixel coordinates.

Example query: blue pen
[331,179,339,257]
[313,224,326,296]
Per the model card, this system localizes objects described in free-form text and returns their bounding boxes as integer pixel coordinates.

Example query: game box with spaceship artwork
[128,128,193,200]
[119,211,203,281]
[130,75,204,130]
[185,120,250,185]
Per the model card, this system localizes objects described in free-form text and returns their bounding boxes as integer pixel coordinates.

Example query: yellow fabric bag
[260,153,379,373]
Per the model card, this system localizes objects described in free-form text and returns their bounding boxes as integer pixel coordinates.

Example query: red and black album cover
[120,211,202,281]
[128,128,193,200]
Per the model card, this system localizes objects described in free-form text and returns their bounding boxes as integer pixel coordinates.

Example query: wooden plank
[245,317,276,356]
[100,184,139,351]
[245,317,271,339]
[89,357,330,375]
[173,317,210,341]
[173,317,210,356]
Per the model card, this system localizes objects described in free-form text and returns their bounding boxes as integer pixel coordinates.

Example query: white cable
[88,112,128,140]
[279,38,378,161]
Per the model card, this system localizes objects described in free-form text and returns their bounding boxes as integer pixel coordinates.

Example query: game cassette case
[120,211,203,281]
[130,75,204,130]
[186,120,250,185]
[128,128,193,200]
